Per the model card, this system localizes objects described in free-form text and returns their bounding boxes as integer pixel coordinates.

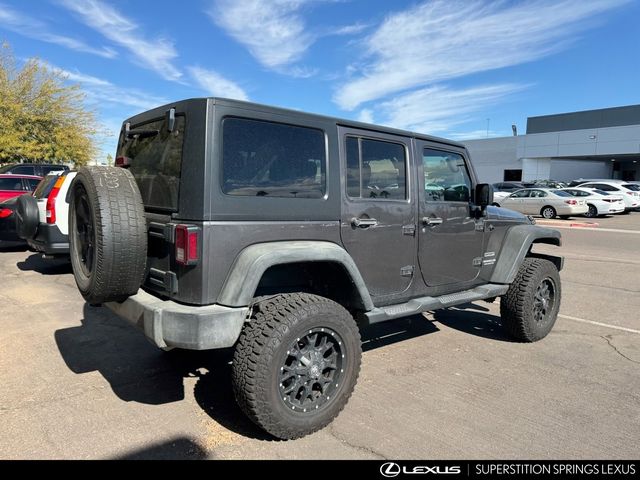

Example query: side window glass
[346,136,407,200]
[423,148,471,202]
[222,117,326,199]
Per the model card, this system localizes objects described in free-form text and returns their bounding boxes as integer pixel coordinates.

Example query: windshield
[116,115,185,211]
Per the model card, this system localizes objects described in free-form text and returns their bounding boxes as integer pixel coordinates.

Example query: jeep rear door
[416,142,484,287]
[338,127,416,300]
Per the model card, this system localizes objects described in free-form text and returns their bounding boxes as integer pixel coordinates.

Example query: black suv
[0,163,69,177]
[66,98,563,439]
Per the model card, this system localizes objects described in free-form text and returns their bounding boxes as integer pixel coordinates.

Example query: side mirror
[474,183,493,210]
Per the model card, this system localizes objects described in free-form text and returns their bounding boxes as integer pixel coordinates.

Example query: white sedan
[555,187,625,217]
[497,188,588,219]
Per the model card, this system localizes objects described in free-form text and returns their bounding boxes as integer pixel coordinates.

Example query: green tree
[0,42,98,166]
[106,153,114,166]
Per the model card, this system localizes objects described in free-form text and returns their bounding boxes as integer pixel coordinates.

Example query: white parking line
[542,225,640,234]
[559,314,640,334]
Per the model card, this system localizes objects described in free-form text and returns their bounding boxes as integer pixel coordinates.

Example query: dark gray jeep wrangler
[68,98,563,439]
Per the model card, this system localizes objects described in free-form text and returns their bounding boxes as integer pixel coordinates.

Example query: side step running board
[365,284,509,324]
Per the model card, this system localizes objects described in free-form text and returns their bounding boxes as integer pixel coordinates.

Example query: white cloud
[209,0,366,74]
[210,0,315,69]
[41,61,168,111]
[357,108,374,123]
[371,83,526,135]
[57,0,182,81]
[0,3,116,58]
[448,129,508,141]
[188,66,249,101]
[334,0,629,110]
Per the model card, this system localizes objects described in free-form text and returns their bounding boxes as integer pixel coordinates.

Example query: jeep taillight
[46,176,65,224]
[175,224,199,266]
[0,208,13,218]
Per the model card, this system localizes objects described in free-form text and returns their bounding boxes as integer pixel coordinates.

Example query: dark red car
[0,174,42,202]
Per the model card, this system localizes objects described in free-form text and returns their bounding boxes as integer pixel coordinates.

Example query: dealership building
[463,104,640,184]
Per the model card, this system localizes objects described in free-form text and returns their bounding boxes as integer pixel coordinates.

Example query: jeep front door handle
[351,217,378,228]
[422,216,443,226]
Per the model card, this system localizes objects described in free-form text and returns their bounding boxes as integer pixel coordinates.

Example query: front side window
[423,148,471,202]
[346,136,407,200]
[0,178,24,190]
[530,190,548,198]
[222,118,326,199]
[510,190,530,198]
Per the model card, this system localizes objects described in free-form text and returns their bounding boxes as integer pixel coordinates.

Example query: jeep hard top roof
[122,97,466,151]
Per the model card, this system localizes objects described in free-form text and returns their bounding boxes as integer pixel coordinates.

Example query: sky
[1,0,639,162]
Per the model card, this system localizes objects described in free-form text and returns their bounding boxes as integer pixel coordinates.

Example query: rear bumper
[105,289,248,350]
[27,223,69,255]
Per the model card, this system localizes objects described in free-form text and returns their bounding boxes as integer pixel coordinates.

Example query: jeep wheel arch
[489,225,562,284]
[216,241,374,311]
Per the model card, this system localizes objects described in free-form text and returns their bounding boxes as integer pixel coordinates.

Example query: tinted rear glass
[33,175,60,199]
[41,165,68,175]
[552,190,571,197]
[622,184,640,191]
[222,117,326,198]
[7,165,35,175]
[117,116,185,211]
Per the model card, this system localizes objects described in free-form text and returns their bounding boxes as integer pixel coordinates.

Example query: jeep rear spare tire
[16,194,39,240]
[232,293,361,439]
[69,166,147,304]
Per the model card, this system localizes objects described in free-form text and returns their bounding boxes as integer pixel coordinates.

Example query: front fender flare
[490,225,562,284]
[217,241,374,310]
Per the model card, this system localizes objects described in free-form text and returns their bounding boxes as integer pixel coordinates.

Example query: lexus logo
[380,463,402,478]
[380,462,462,477]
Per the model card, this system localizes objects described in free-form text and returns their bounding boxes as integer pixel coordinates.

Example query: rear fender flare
[217,241,374,310]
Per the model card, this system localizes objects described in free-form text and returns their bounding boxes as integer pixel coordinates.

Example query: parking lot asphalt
[0,214,638,460]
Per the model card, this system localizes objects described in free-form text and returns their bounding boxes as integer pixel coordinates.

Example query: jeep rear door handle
[422,216,443,226]
[351,217,378,228]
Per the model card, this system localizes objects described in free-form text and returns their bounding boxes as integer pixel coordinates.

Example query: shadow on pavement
[0,241,28,252]
[55,304,270,440]
[17,253,72,275]
[360,314,439,352]
[56,304,496,441]
[433,303,512,342]
[113,437,208,460]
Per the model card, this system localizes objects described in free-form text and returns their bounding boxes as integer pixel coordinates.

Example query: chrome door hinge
[400,265,414,277]
[402,224,416,236]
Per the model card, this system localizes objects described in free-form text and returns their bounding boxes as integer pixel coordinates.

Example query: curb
[536,220,599,228]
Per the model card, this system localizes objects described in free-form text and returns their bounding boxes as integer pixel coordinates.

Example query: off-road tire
[69,166,147,304]
[15,194,39,240]
[232,293,361,440]
[540,206,556,219]
[500,258,561,342]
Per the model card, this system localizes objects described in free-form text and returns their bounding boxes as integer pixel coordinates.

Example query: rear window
[622,184,640,191]
[117,116,185,211]
[41,165,68,175]
[552,190,571,197]
[0,177,25,191]
[222,117,326,198]
[7,165,36,175]
[33,175,60,199]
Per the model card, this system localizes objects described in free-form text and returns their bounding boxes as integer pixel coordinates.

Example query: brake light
[564,199,577,205]
[175,224,199,266]
[46,176,65,224]
[115,156,131,168]
[0,208,12,218]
